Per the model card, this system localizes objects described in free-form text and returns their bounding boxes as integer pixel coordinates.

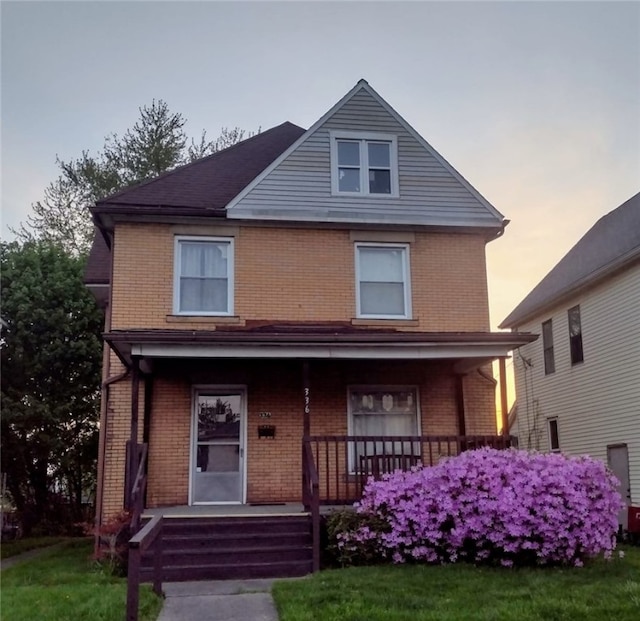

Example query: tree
[16,100,257,255]
[0,241,104,533]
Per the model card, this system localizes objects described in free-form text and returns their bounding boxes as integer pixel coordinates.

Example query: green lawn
[1,539,163,621]
[273,546,640,621]
[1,536,69,559]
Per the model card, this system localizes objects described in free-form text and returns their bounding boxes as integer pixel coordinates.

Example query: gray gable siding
[229,89,501,228]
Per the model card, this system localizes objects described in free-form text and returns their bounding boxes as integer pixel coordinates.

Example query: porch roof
[104,325,537,372]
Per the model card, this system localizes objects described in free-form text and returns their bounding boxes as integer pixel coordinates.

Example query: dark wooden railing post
[126,515,163,621]
[303,441,320,572]
[126,542,141,621]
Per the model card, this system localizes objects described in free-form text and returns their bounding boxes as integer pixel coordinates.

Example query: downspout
[94,304,130,553]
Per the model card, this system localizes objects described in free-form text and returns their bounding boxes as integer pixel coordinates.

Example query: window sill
[166,315,244,325]
[351,318,419,327]
[331,191,400,199]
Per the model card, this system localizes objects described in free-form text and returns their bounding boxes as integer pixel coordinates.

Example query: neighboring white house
[500,192,640,529]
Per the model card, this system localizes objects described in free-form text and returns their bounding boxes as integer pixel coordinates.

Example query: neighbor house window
[174,236,234,315]
[355,243,411,319]
[348,386,420,472]
[542,319,555,375]
[547,417,560,452]
[330,131,398,196]
[567,305,584,365]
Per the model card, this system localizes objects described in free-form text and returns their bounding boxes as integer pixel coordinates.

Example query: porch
[124,431,513,620]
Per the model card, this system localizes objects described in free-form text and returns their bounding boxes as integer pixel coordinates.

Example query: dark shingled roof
[84,230,111,285]
[85,122,306,285]
[95,121,306,211]
[500,191,640,328]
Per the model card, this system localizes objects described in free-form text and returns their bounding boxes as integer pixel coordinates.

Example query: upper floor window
[547,417,560,452]
[567,305,584,365]
[330,131,398,196]
[355,243,411,319]
[174,236,234,315]
[542,319,555,375]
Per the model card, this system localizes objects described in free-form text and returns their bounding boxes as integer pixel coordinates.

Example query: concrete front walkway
[157,579,281,621]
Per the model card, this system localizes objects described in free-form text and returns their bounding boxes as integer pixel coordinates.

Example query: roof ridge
[97,121,303,205]
[500,191,640,328]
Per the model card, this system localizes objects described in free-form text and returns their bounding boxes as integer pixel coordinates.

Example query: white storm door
[192,390,245,504]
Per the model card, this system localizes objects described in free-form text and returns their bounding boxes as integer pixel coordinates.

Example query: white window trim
[330,130,399,197]
[355,242,412,320]
[347,385,422,474]
[173,235,235,316]
[547,417,560,453]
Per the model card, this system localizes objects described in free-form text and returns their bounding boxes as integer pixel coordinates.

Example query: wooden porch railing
[126,442,148,534]
[126,514,163,621]
[302,440,320,572]
[303,434,514,505]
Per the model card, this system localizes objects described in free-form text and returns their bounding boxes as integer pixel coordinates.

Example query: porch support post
[143,374,153,444]
[302,361,310,437]
[454,373,466,436]
[127,356,141,509]
[499,357,509,436]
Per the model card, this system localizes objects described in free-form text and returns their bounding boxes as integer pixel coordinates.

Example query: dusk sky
[2,0,639,335]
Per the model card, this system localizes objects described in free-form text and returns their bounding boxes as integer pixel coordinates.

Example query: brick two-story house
[86,80,534,579]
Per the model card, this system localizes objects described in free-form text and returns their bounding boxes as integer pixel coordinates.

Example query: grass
[1,536,69,559]
[1,539,163,621]
[273,546,640,621]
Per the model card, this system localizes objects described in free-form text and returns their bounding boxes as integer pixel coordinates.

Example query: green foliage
[273,546,640,621]
[1,539,162,621]
[325,508,388,567]
[16,100,257,255]
[0,536,68,559]
[93,510,132,576]
[1,240,103,534]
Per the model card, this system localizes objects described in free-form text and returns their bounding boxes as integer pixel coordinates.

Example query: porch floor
[142,503,351,519]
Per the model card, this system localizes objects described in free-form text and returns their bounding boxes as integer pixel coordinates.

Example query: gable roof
[500,191,640,328]
[93,121,306,213]
[226,79,505,230]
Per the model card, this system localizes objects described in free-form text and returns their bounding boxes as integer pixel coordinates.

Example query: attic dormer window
[330,131,398,197]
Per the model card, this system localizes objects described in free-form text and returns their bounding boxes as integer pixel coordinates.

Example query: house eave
[104,328,537,368]
[500,250,640,329]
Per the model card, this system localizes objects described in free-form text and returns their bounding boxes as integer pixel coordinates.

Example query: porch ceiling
[104,326,537,370]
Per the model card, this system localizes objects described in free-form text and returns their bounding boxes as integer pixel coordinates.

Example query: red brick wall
[110,223,490,331]
[99,221,495,520]
[100,359,496,519]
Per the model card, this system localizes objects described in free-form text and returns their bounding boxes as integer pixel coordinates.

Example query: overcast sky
[2,0,639,330]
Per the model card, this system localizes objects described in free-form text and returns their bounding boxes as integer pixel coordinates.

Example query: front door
[607,444,631,530]
[191,389,245,504]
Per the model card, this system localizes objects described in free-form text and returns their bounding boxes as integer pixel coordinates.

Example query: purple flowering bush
[337,448,621,567]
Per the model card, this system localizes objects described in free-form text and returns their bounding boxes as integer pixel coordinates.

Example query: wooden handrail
[304,434,513,505]
[129,443,148,534]
[303,439,320,572]
[126,514,163,621]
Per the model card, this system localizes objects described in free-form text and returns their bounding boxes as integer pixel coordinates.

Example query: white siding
[513,265,640,505]
[230,90,500,228]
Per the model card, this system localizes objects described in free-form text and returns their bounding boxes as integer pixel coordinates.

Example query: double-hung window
[330,131,398,196]
[174,236,234,315]
[355,243,411,319]
[542,319,555,375]
[547,417,560,452]
[567,305,584,365]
